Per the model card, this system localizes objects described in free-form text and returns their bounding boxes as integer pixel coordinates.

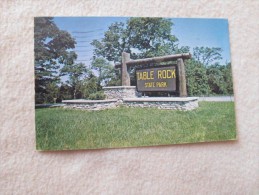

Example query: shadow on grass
[35,104,65,109]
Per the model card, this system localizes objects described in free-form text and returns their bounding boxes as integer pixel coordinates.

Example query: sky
[53,17,231,67]
[172,18,231,63]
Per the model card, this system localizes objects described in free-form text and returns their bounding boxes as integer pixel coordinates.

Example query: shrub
[88,91,106,100]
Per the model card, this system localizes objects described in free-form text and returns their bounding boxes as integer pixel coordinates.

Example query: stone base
[62,99,120,110]
[103,86,138,99]
[123,97,199,111]
[62,97,199,111]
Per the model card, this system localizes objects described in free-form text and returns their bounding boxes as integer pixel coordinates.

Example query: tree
[58,83,73,101]
[193,46,223,66]
[91,17,179,87]
[185,47,234,96]
[127,17,178,59]
[185,59,210,96]
[183,46,228,96]
[34,17,76,103]
[80,74,99,98]
[206,63,233,95]
[223,63,233,94]
[91,17,178,63]
[91,58,115,87]
[91,22,128,63]
[206,64,227,94]
[174,46,190,54]
[60,63,88,99]
[90,18,233,97]
[106,68,121,86]
[44,82,59,103]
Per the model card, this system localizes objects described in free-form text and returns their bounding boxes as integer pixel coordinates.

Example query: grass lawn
[35,102,236,151]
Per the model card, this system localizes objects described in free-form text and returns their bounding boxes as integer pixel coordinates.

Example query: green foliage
[185,59,210,96]
[185,47,233,96]
[80,75,99,98]
[36,102,236,150]
[127,17,178,59]
[174,46,190,54]
[60,63,88,99]
[35,82,60,104]
[34,17,76,103]
[57,75,104,100]
[88,91,106,100]
[207,64,227,94]
[186,62,234,96]
[223,63,234,94]
[90,17,179,87]
[193,46,222,66]
[58,84,73,101]
[90,19,233,96]
[91,17,178,62]
[91,22,127,63]
[91,58,115,86]
[35,17,234,102]
[206,63,233,95]
[106,68,121,86]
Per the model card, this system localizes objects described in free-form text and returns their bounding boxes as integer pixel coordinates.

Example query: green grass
[36,102,236,150]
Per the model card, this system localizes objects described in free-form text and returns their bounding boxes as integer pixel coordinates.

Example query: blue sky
[54,17,231,66]
[172,18,230,63]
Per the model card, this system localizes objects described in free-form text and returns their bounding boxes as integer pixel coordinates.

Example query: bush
[88,91,106,100]
[185,59,210,96]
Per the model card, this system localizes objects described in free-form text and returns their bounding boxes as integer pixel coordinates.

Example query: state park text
[136,66,177,92]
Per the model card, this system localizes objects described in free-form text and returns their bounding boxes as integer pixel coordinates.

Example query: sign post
[177,58,187,97]
[121,52,131,86]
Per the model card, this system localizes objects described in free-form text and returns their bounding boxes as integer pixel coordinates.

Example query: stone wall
[123,97,198,111]
[62,97,199,111]
[62,99,120,110]
[103,86,138,99]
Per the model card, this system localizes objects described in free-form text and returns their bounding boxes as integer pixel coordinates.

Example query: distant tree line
[34,17,233,104]
[185,47,233,96]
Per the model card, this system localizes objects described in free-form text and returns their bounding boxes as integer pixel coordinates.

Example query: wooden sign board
[136,65,177,92]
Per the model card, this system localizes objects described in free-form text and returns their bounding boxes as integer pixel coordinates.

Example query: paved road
[198,96,234,102]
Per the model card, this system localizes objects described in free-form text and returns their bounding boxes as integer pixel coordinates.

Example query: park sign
[118,52,190,96]
[136,65,177,92]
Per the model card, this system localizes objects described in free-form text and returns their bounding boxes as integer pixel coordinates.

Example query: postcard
[35,17,236,150]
